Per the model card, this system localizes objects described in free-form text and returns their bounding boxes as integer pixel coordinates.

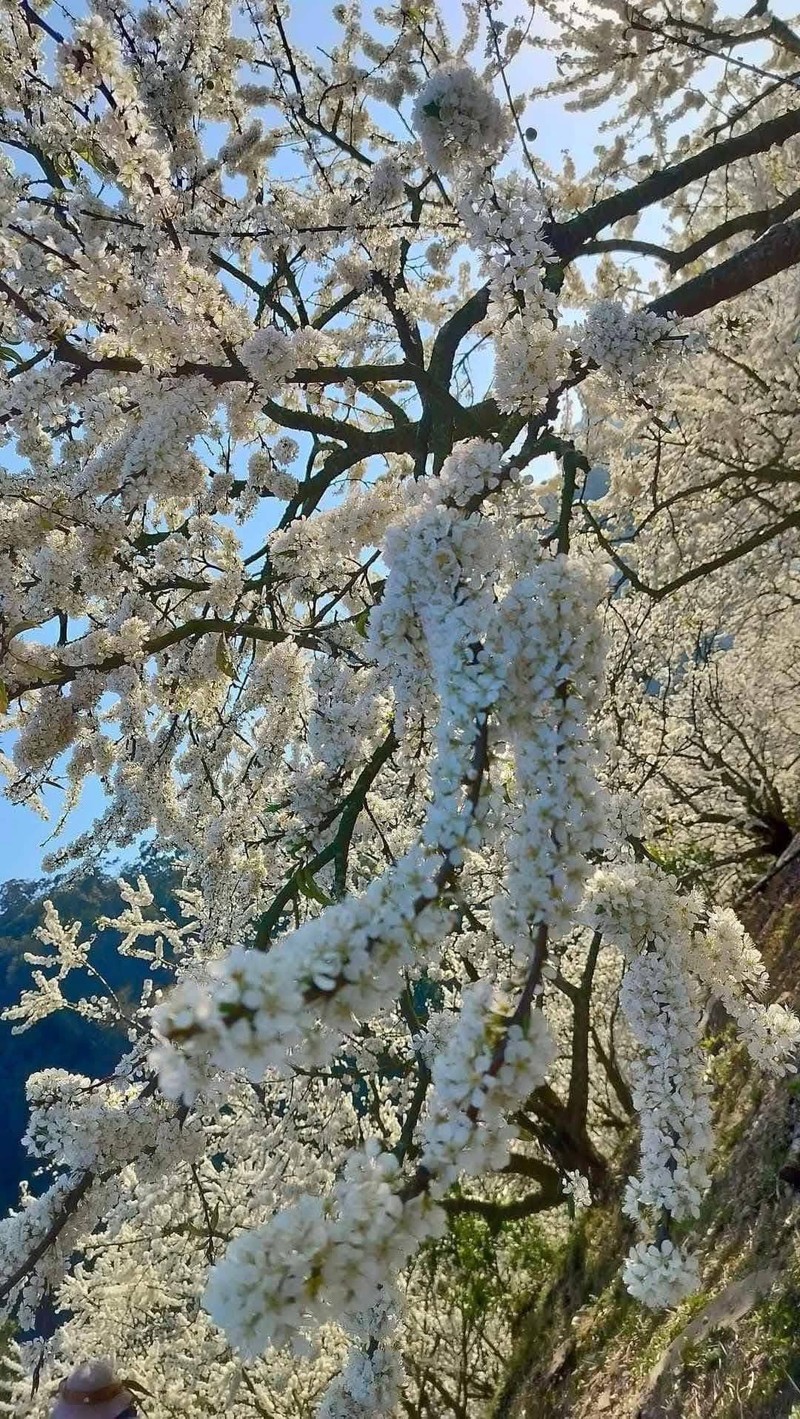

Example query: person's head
[51,1360,136,1419]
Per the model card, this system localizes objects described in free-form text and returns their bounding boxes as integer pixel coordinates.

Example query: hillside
[494,858,800,1419]
[0,854,178,1218]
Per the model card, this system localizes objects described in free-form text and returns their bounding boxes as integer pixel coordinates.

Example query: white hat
[51,1360,134,1419]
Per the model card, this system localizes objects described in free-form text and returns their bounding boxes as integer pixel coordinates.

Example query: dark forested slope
[0,852,177,1217]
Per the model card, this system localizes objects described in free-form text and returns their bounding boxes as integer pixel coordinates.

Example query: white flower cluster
[98,874,196,964]
[203,1147,445,1356]
[247,448,299,501]
[367,156,405,209]
[623,1239,700,1309]
[494,556,609,957]
[586,860,800,1306]
[317,1343,404,1419]
[700,908,800,1072]
[0,1086,201,1330]
[307,659,387,780]
[2,970,69,1033]
[435,436,504,506]
[79,377,214,503]
[420,981,555,1190]
[458,181,556,313]
[23,1069,176,1174]
[577,299,676,382]
[603,898,708,1315]
[493,320,574,416]
[412,64,511,173]
[155,445,525,1105]
[28,899,87,973]
[457,178,572,416]
[2,900,89,1032]
[151,849,444,1099]
[563,1170,592,1210]
[273,434,300,466]
[413,1008,459,1069]
[57,16,172,202]
[0,1174,102,1330]
[240,326,299,393]
[620,950,712,1223]
[370,442,508,851]
[587,864,800,1081]
[269,468,406,604]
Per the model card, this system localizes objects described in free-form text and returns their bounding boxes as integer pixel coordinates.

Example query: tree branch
[650,215,800,316]
[549,105,800,263]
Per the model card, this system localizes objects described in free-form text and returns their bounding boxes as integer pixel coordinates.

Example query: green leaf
[75,143,116,178]
[296,866,334,907]
[422,99,441,119]
[353,607,371,638]
[55,154,79,180]
[0,345,22,364]
[0,682,8,715]
[215,635,236,679]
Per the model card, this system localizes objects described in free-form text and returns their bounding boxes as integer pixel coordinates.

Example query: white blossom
[1,1,799,1410]
[413,64,511,172]
[577,300,677,382]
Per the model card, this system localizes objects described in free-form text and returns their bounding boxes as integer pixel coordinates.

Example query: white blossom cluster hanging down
[419,981,556,1189]
[314,1289,404,1419]
[150,439,613,1353]
[202,1147,443,1357]
[2,0,800,1412]
[584,863,800,1305]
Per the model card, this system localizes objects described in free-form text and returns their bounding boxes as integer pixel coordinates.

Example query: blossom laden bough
[2,0,800,1411]
[412,63,512,174]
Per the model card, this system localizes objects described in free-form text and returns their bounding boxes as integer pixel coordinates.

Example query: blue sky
[0,0,614,884]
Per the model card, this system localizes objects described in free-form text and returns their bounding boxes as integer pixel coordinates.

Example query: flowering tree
[2,0,800,1413]
[579,269,800,892]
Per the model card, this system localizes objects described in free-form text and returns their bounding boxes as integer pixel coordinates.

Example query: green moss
[626,1289,711,1381]
[750,1288,800,1397]
[774,901,800,949]
[681,1328,727,1377]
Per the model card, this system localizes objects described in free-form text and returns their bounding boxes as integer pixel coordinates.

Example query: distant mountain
[0,850,179,1217]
